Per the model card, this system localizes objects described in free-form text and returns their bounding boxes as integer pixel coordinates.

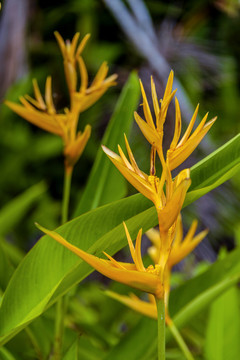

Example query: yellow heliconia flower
[102,138,191,232]
[6,32,117,172]
[134,71,216,171]
[5,77,91,173]
[106,216,208,321]
[147,214,208,307]
[36,222,164,299]
[167,98,217,171]
[55,32,117,112]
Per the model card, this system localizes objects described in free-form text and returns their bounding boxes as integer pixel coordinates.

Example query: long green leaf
[74,72,140,216]
[205,286,240,360]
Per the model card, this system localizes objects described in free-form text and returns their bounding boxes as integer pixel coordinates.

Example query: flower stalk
[156,296,166,360]
[61,167,73,224]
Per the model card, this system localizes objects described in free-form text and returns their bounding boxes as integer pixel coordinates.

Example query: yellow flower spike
[167,100,217,170]
[36,222,164,298]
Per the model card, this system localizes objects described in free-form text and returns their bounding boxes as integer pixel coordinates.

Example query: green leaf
[0,242,15,291]
[185,133,240,205]
[169,247,240,316]
[0,182,47,237]
[205,286,240,360]
[74,72,140,216]
[171,275,240,333]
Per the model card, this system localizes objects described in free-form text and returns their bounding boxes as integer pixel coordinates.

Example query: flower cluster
[38,71,216,314]
[6,32,117,174]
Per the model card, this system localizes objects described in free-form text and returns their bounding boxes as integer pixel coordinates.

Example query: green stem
[156,297,166,360]
[168,320,194,360]
[61,167,73,224]
[53,297,66,360]
[53,166,73,359]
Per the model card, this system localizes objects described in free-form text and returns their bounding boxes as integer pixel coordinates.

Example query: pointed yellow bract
[6,32,117,173]
[36,222,164,299]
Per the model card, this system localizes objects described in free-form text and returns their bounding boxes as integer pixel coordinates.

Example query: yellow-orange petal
[162,70,174,103]
[177,104,199,147]
[158,173,191,231]
[167,117,216,170]
[170,97,181,150]
[32,79,46,110]
[54,31,67,57]
[168,228,208,267]
[5,101,65,137]
[35,224,162,295]
[139,79,155,129]
[91,61,109,87]
[106,291,158,319]
[134,111,161,145]
[75,33,91,58]
[102,145,156,203]
[78,56,88,92]
[151,76,160,120]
